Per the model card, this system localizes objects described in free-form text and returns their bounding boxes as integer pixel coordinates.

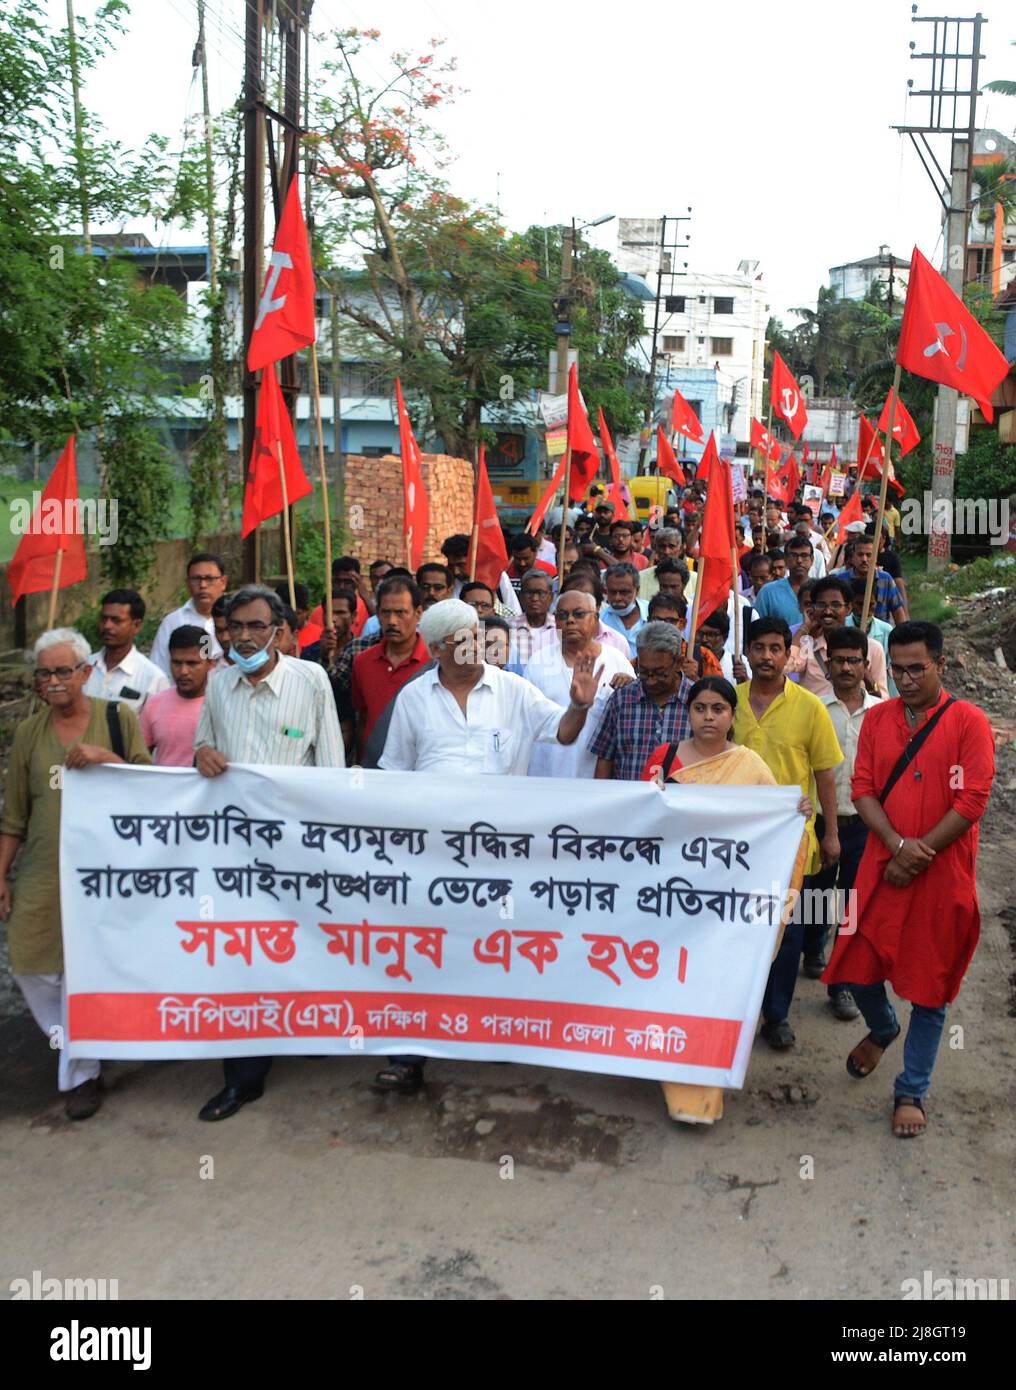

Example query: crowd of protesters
[0,473,994,1142]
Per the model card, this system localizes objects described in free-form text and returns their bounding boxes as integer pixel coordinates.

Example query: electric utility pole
[894,8,986,572]
[630,213,691,474]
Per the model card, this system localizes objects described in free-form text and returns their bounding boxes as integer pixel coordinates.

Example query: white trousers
[12,972,101,1092]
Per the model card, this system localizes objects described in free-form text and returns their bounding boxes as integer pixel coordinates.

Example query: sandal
[371,1061,424,1095]
[893,1095,927,1138]
[846,1026,901,1079]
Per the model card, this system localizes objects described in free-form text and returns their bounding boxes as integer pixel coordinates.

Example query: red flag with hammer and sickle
[771,353,808,440]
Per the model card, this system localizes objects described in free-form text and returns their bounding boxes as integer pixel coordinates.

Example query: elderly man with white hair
[374,597,603,1094]
[523,588,634,778]
[0,628,151,1120]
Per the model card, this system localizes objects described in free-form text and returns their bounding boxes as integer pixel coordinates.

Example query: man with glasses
[0,629,151,1119]
[591,621,694,780]
[523,589,634,776]
[417,562,454,610]
[150,551,227,676]
[824,621,995,1138]
[193,585,344,1122]
[788,576,888,697]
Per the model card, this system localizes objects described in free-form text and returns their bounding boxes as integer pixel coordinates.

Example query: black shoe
[760,1020,796,1050]
[198,1084,264,1121]
[830,990,861,1022]
[802,954,826,979]
[371,1062,425,1095]
[65,1076,103,1121]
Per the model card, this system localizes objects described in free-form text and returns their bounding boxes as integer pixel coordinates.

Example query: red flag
[771,352,808,439]
[819,462,832,497]
[565,363,601,501]
[598,408,631,518]
[877,389,921,456]
[856,415,883,478]
[526,453,568,536]
[696,432,720,484]
[8,435,87,605]
[395,379,430,570]
[750,416,782,463]
[693,457,736,631]
[241,363,313,538]
[468,446,509,589]
[833,488,863,545]
[896,246,1009,422]
[247,179,317,371]
[656,426,686,486]
[768,451,801,505]
[671,387,704,443]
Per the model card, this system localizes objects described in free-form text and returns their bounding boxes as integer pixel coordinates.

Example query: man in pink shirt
[140,624,215,766]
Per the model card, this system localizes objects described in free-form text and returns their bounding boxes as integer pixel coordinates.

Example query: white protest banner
[730,461,747,502]
[802,484,823,516]
[61,766,803,1088]
[829,470,847,497]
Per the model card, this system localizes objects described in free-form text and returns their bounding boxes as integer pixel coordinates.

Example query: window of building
[662,335,686,351]
[698,295,706,303]
[664,296,685,313]
[711,337,733,356]
[713,296,734,314]
[1004,248,1016,264]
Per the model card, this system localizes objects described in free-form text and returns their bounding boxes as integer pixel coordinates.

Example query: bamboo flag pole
[469,444,480,581]
[309,340,333,628]
[762,401,774,502]
[557,444,572,578]
[728,464,742,663]
[276,441,296,609]
[47,548,65,630]
[860,363,901,629]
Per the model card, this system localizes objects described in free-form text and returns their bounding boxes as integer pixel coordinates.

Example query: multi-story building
[616,219,768,461]
[827,247,910,306]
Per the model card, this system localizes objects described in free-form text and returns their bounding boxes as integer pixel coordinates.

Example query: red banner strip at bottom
[69,990,742,1070]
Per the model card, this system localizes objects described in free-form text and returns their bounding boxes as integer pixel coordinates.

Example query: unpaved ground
[0,628,1013,1302]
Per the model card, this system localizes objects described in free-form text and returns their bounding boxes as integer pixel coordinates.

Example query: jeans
[845,982,948,1100]
[762,913,804,1027]
[803,814,869,997]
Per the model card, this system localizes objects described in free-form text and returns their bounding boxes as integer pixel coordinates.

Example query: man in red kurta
[824,621,995,1137]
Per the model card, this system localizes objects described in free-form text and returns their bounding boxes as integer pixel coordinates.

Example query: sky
[50,0,1016,323]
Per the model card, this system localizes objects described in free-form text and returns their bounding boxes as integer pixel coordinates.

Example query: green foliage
[311,29,645,456]
[100,414,175,588]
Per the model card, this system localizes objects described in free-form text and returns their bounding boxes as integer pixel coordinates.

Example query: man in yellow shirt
[734,616,844,1050]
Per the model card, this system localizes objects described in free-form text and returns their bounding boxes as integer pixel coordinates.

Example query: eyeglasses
[419,582,447,593]
[188,573,223,586]
[34,661,86,683]
[889,661,935,680]
[829,655,864,666]
[227,620,275,637]
[814,600,846,611]
[555,607,592,621]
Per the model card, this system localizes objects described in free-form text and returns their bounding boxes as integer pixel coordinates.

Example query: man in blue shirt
[600,562,649,660]
[831,535,905,626]
[750,535,814,627]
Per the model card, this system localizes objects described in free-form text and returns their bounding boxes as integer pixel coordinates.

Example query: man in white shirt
[376,598,601,1094]
[83,588,170,711]
[801,624,882,1021]
[193,584,344,1123]
[523,589,634,778]
[149,551,228,675]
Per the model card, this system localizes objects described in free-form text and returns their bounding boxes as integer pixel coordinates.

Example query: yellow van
[628,475,677,523]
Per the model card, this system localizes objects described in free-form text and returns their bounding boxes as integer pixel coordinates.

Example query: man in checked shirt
[193,584,344,1122]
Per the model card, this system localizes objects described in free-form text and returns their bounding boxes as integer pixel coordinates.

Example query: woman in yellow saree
[641,676,811,1126]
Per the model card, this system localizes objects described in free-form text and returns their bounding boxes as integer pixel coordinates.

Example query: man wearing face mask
[600,563,649,661]
[193,584,344,1122]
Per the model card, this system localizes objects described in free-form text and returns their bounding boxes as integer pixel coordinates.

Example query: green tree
[311,27,644,454]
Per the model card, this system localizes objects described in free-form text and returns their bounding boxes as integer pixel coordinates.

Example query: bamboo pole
[860,363,901,629]
[762,401,774,502]
[557,444,572,578]
[731,545,742,663]
[47,548,65,631]
[276,441,296,609]
[468,445,480,581]
[309,340,333,627]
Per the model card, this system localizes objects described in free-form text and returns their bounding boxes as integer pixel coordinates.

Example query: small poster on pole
[828,471,847,497]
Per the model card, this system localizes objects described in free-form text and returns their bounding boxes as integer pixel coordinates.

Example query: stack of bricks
[343,452,475,567]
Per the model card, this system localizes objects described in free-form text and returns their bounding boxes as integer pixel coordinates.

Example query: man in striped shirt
[194,584,344,1122]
